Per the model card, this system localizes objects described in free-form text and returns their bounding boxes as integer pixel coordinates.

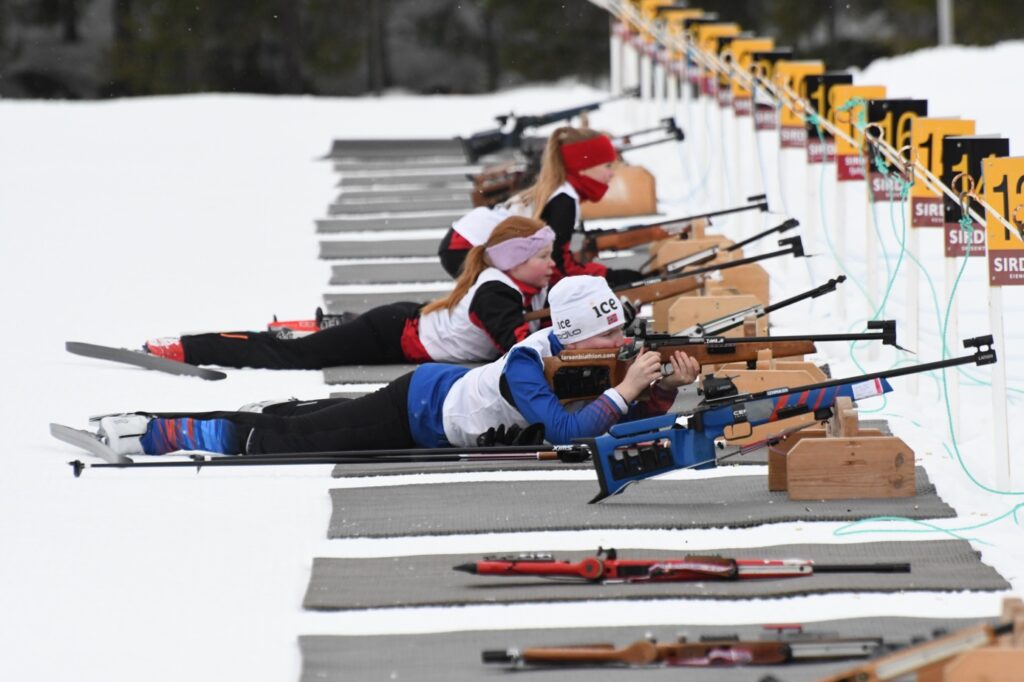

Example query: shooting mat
[327,467,949,538]
[302,539,1007,610]
[316,212,464,232]
[299,615,995,682]
[328,261,449,285]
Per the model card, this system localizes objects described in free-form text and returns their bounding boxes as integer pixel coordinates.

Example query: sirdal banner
[865,98,928,200]
[909,118,976,227]
[942,135,1009,258]
[773,61,823,149]
[830,84,886,181]
[983,156,1024,285]
[804,72,853,164]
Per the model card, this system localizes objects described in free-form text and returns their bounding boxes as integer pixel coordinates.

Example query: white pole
[653,61,666,119]
[864,182,879,360]
[833,168,848,322]
[609,22,623,95]
[944,256,960,441]
[906,219,921,395]
[937,0,955,46]
[988,286,1011,488]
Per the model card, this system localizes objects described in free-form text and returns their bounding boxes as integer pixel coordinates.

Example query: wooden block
[942,648,1024,681]
[665,294,767,337]
[581,165,657,219]
[786,437,915,500]
[650,236,738,271]
[767,430,824,491]
[717,263,770,306]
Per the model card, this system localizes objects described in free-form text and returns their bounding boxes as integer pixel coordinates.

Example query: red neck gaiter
[560,135,617,203]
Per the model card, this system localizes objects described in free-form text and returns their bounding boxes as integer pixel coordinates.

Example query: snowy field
[2,43,1023,681]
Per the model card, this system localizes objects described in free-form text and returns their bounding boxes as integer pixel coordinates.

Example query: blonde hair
[422,216,548,315]
[514,127,607,220]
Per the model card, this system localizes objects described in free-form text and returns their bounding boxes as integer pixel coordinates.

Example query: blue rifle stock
[584,336,996,502]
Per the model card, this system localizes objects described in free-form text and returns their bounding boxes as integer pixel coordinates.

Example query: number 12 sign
[983,156,1024,285]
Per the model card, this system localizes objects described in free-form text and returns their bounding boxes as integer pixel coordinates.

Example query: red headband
[559,135,617,173]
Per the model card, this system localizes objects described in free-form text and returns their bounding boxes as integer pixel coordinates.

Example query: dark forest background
[0,0,1020,99]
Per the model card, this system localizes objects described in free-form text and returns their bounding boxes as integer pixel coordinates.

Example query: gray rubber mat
[330,457,590,478]
[338,171,473,188]
[316,212,462,232]
[329,261,449,285]
[299,616,994,682]
[320,239,442,258]
[322,362,481,385]
[327,467,950,538]
[303,540,1006,610]
[328,196,472,215]
[323,291,446,315]
[324,138,465,159]
[335,188,470,202]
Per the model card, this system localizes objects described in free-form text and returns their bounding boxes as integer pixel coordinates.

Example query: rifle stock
[616,272,704,305]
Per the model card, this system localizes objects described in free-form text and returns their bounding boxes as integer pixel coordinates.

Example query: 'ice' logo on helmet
[591,298,619,317]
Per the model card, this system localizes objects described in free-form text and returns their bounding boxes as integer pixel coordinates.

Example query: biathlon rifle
[68,443,592,476]
[544,316,895,403]
[459,87,641,163]
[646,217,799,276]
[820,619,1016,682]
[583,335,996,501]
[614,234,806,307]
[581,193,770,256]
[523,234,807,324]
[454,547,909,583]
[676,273,846,337]
[484,628,898,668]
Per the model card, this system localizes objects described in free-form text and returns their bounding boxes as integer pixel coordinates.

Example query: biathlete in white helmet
[143,217,555,369]
[438,127,643,287]
[94,276,700,457]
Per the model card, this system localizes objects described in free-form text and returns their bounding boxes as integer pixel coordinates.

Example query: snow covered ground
[1,44,1022,681]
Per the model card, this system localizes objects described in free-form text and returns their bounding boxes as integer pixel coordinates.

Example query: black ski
[65,341,226,381]
[49,423,133,464]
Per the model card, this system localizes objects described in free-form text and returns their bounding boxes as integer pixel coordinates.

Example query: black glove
[476,423,546,446]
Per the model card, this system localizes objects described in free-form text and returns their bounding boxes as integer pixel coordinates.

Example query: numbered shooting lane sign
[750,49,792,130]
[694,23,740,98]
[830,84,887,180]
[942,135,1010,258]
[983,157,1024,284]
[683,16,722,94]
[774,60,824,148]
[714,34,743,106]
[638,0,673,59]
[660,8,704,78]
[909,118,976,227]
[803,72,853,163]
[728,37,774,116]
[866,99,928,200]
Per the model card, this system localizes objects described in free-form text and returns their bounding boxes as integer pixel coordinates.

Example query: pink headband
[485,226,555,270]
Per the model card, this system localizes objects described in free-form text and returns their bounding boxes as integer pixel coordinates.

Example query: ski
[49,423,133,464]
[65,341,227,381]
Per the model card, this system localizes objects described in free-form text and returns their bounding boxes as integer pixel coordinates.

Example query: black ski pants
[181,302,421,369]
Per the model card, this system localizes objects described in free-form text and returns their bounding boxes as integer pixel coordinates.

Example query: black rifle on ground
[458,87,641,162]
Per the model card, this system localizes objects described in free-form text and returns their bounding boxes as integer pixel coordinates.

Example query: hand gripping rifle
[454,547,909,583]
[580,193,770,257]
[582,335,997,501]
[483,627,898,668]
[458,87,641,163]
[544,318,898,402]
